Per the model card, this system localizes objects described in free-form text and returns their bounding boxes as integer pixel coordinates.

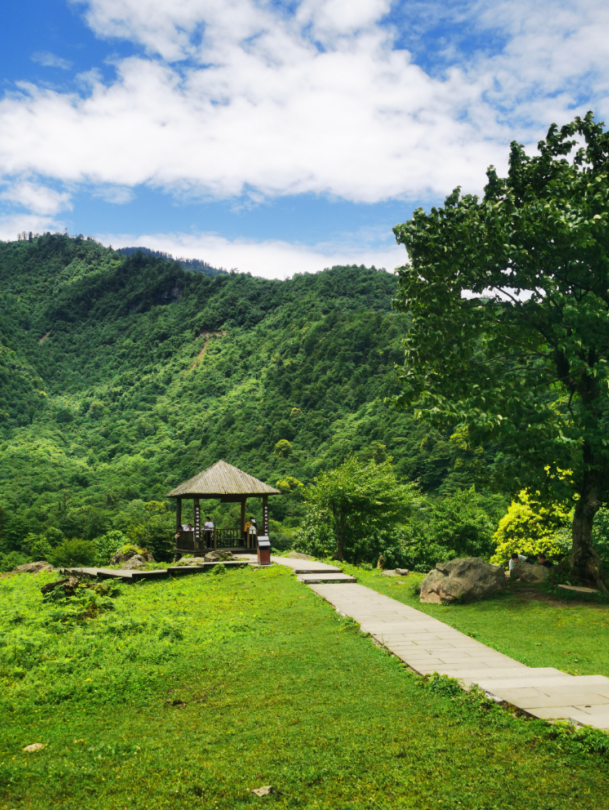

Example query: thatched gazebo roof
[166,460,280,499]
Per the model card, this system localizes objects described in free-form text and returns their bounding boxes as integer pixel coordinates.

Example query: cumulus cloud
[92,185,135,204]
[0,0,607,221]
[0,213,65,242]
[97,229,406,279]
[0,181,72,215]
[31,51,73,70]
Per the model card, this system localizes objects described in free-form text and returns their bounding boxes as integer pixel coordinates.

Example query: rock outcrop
[110,549,154,565]
[204,550,235,562]
[510,564,550,583]
[420,557,506,604]
[14,561,55,573]
[120,554,148,570]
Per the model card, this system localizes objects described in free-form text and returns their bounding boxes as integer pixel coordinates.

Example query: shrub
[413,487,496,561]
[95,530,127,565]
[293,504,336,558]
[23,533,53,562]
[491,490,572,566]
[117,543,149,557]
[0,551,30,572]
[50,539,97,568]
[298,456,418,562]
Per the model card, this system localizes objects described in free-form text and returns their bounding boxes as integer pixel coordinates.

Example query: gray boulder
[420,557,506,604]
[176,556,205,566]
[120,554,148,570]
[204,550,235,562]
[14,561,55,573]
[395,568,410,576]
[510,564,550,583]
[110,549,154,565]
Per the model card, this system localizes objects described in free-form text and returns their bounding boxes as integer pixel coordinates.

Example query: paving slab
[458,668,569,687]
[473,675,580,691]
[272,556,342,573]
[297,574,356,584]
[486,688,609,710]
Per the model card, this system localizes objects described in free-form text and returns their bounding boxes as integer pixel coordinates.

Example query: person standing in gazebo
[245,517,257,548]
[203,516,214,547]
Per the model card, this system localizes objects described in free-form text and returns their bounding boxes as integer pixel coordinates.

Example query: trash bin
[257,536,271,566]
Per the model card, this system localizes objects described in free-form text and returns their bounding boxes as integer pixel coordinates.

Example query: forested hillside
[0,234,497,564]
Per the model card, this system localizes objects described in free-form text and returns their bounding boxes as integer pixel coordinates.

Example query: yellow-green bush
[491,490,572,566]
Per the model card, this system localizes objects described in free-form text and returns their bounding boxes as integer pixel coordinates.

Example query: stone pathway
[270,559,609,732]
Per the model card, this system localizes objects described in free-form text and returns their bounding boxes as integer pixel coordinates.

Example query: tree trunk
[571,463,606,592]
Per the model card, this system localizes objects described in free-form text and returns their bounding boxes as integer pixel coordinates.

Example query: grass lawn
[347,566,609,677]
[2,565,609,810]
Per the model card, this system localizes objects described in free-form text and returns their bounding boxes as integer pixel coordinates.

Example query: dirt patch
[191,331,225,369]
[508,583,607,609]
[38,332,51,344]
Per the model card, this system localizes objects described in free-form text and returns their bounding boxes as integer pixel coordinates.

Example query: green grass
[347,566,609,677]
[2,566,609,810]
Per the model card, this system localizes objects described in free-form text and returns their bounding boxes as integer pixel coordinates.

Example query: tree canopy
[302,456,418,562]
[393,112,609,589]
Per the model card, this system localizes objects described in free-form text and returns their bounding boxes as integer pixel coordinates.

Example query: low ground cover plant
[2,566,609,809]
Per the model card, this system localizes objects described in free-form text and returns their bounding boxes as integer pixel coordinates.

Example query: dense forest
[0,234,585,569]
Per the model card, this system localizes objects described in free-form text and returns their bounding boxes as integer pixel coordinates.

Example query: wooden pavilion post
[241,498,247,545]
[262,494,269,536]
[176,497,182,534]
[194,497,201,547]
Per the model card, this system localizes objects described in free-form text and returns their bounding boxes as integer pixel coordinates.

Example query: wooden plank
[131,570,170,581]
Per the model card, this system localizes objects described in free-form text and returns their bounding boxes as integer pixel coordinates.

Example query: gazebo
[167,460,280,555]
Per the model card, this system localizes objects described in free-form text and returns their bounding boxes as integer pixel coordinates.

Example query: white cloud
[92,185,135,204]
[0,213,65,242]
[97,229,406,279]
[0,0,606,218]
[31,51,73,70]
[0,181,72,215]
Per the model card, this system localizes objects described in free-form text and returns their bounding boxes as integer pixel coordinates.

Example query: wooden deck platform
[67,560,250,582]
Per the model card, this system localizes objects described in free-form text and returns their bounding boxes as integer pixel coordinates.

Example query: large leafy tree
[393,113,609,590]
[304,456,417,562]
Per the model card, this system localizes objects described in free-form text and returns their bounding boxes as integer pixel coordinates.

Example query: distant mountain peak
[117,246,226,278]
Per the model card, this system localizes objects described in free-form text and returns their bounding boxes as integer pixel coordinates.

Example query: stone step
[297,574,356,584]
[292,567,343,574]
[273,557,342,573]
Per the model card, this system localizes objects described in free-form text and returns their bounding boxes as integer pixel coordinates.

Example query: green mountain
[117,246,226,277]
[0,234,484,557]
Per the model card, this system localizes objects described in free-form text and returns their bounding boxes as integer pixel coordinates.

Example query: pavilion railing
[213,528,259,548]
[176,528,258,550]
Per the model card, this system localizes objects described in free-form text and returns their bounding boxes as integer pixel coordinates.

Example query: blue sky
[1,0,608,277]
